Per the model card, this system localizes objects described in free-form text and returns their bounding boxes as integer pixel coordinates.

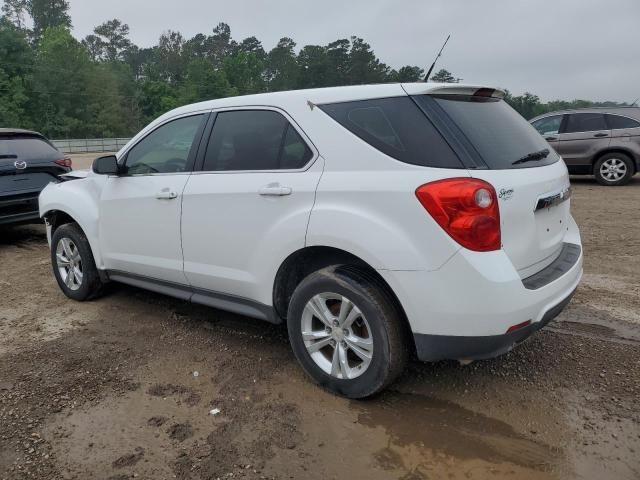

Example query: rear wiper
[512,148,550,165]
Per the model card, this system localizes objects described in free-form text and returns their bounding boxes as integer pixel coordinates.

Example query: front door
[531,114,564,153]
[181,108,323,306]
[99,113,207,284]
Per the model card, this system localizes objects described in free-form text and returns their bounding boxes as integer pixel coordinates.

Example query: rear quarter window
[318,97,463,169]
[606,114,640,130]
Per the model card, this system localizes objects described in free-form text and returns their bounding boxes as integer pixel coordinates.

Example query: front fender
[39,177,104,267]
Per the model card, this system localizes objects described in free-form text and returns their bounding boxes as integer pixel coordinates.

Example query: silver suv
[530,107,640,186]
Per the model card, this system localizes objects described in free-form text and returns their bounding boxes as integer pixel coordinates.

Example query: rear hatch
[0,132,65,196]
[407,86,572,277]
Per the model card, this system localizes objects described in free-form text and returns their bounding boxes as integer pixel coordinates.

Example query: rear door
[413,93,572,277]
[556,113,611,168]
[181,108,322,303]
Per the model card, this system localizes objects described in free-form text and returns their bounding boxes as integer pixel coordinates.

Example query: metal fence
[51,138,131,154]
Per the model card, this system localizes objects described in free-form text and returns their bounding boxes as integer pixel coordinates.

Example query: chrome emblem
[14,160,27,170]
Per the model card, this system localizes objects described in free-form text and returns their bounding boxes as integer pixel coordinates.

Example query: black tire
[593,153,634,186]
[50,223,104,301]
[287,266,408,398]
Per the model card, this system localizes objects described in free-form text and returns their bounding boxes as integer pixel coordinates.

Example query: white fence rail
[51,138,131,154]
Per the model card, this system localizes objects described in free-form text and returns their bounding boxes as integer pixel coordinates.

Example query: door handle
[545,136,557,141]
[593,132,608,138]
[258,184,292,196]
[156,189,178,200]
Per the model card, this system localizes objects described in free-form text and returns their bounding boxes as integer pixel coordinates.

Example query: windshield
[424,95,560,169]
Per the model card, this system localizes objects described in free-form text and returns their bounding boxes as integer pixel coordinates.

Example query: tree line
[0,0,633,139]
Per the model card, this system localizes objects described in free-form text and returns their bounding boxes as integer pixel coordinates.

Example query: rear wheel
[287,266,408,398]
[51,223,104,301]
[594,153,634,186]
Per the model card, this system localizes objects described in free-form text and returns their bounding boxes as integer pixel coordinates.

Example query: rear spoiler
[402,83,506,99]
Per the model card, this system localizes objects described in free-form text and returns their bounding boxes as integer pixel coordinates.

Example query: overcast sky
[63,0,640,102]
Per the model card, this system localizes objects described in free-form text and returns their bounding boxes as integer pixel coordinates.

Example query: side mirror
[92,155,119,175]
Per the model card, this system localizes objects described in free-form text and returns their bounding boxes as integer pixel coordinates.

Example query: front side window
[125,115,204,175]
[202,110,312,171]
[532,115,563,135]
[564,113,607,133]
[606,114,640,130]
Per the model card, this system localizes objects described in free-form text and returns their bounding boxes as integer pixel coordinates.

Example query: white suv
[39,83,583,398]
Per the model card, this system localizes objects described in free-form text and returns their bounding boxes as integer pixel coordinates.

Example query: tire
[593,153,634,186]
[287,266,408,398]
[51,223,104,301]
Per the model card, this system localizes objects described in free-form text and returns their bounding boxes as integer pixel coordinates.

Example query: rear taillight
[415,178,501,252]
[55,157,72,168]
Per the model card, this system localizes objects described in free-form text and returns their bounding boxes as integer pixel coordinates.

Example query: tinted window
[319,97,462,168]
[125,115,204,175]
[564,113,607,133]
[0,136,60,162]
[203,110,312,171]
[532,115,563,135]
[429,95,559,169]
[606,114,640,130]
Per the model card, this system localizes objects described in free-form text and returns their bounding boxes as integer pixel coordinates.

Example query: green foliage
[430,68,458,83]
[28,0,71,38]
[0,7,630,138]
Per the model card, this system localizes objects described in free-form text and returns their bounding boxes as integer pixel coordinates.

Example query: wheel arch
[272,245,416,356]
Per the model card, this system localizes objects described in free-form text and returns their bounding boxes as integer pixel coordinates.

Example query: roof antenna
[424,34,451,82]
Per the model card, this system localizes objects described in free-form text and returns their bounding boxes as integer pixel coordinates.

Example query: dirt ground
[0,170,639,480]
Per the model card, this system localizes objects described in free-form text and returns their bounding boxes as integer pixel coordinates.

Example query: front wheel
[287,266,408,398]
[594,153,634,186]
[51,223,104,301]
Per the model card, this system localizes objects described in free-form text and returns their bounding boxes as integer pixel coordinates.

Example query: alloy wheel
[55,237,83,291]
[301,293,373,380]
[600,158,627,182]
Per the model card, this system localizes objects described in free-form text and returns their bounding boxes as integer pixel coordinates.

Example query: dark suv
[0,129,71,226]
[530,107,640,186]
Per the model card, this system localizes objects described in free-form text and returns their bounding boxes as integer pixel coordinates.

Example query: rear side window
[425,95,559,169]
[564,113,607,133]
[319,97,463,169]
[0,136,60,162]
[202,110,313,171]
[606,114,640,130]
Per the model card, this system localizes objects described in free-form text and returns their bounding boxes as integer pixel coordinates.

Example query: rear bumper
[413,287,575,361]
[378,215,582,361]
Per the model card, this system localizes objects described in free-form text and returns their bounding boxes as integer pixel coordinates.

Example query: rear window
[319,97,463,169]
[423,95,559,169]
[0,136,60,162]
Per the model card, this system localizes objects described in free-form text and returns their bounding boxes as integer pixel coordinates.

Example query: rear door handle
[593,132,608,138]
[156,189,178,200]
[545,136,557,141]
[258,184,292,196]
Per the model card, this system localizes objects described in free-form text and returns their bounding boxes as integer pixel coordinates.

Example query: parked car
[39,83,583,398]
[530,107,640,186]
[0,129,71,226]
